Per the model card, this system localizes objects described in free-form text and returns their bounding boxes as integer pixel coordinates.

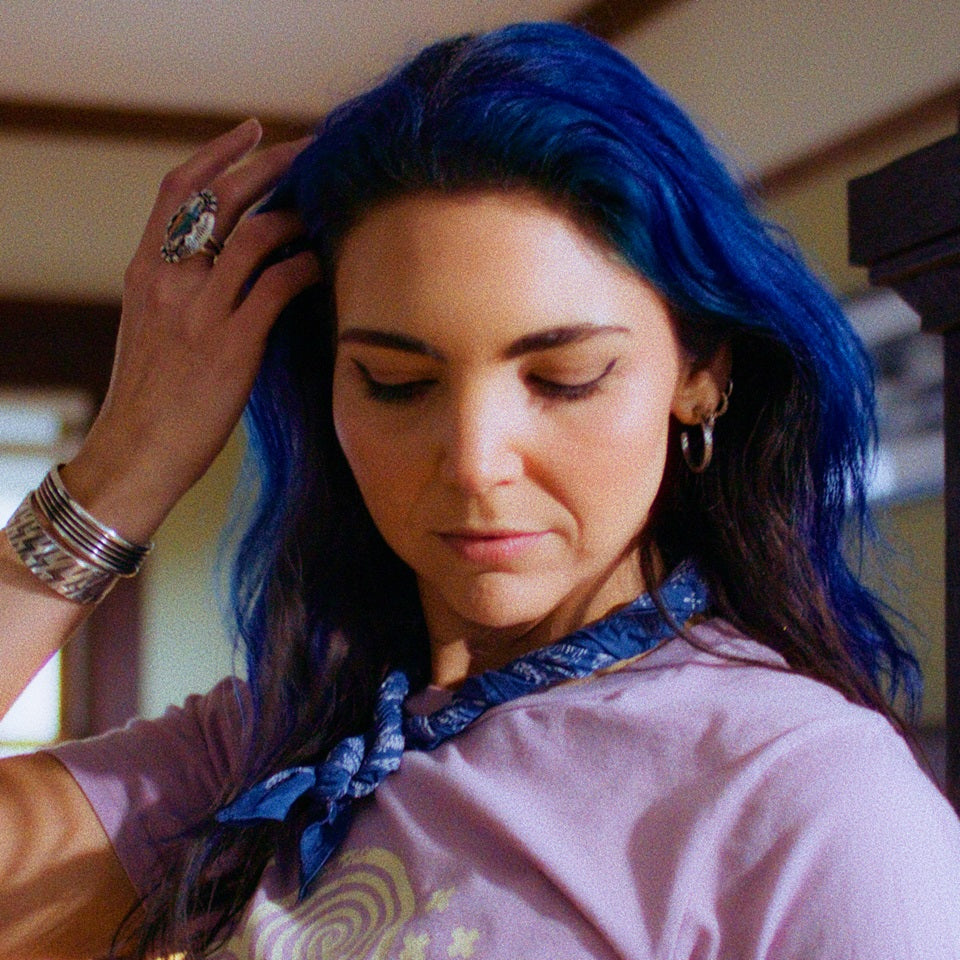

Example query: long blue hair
[135,21,919,957]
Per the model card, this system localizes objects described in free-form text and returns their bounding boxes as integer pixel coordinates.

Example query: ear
[671,342,733,425]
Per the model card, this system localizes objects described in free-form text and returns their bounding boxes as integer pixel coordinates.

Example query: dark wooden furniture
[849,124,960,811]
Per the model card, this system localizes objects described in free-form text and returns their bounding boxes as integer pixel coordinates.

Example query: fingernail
[235,117,262,140]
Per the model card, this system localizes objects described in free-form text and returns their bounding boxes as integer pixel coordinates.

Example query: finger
[233,249,322,339]
[165,117,264,198]
[136,119,264,259]
[201,210,312,313]
[202,136,314,247]
[146,135,312,277]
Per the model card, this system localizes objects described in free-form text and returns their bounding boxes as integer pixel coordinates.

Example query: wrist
[5,466,153,606]
[61,442,177,545]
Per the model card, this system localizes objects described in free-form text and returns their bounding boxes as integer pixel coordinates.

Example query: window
[0,388,94,755]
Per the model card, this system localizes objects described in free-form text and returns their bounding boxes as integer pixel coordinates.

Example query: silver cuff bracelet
[4,466,153,605]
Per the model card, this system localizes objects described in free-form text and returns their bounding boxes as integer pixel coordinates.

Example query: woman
[1,21,958,960]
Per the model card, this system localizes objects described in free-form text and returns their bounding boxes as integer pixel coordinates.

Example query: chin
[433,571,577,633]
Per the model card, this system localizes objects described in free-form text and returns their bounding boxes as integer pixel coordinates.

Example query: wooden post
[849,125,960,811]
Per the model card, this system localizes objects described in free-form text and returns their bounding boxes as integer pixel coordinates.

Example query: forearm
[0,119,319,957]
[0,532,90,719]
[0,450,168,720]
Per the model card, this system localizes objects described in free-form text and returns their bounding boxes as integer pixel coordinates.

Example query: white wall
[138,432,243,717]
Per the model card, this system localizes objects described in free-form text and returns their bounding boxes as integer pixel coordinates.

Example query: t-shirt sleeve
[47,677,248,898]
[714,712,960,960]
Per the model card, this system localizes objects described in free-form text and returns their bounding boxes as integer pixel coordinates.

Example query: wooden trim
[0,2,682,145]
[86,577,142,735]
[566,0,685,41]
[847,133,960,811]
[61,577,141,737]
[848,133,960,274]
[946,331,960,811]
[0,300,119,396]
[758,81,960,198]
[0,99,311,145]
[0,23,954,199]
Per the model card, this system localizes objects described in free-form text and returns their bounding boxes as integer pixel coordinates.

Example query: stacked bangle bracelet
[4,465,153,605]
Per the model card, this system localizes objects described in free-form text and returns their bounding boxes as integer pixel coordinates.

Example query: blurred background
[0,0,956,761]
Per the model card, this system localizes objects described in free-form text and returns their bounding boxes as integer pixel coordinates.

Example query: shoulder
[47,677,249,896]
[479,618,895,766]
[453,621,960,956]
[546,618,949,820]
[577,617,914,752]
[52,675,249,787]
[459,618,922,814]
[624,621,960,957]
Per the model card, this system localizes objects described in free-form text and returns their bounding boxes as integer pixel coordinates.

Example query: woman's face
[332,191,712,677]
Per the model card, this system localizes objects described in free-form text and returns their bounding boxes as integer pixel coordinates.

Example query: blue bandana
[217,560,709,897]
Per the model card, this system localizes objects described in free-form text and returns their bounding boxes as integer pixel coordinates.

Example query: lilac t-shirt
[53,621,960,958]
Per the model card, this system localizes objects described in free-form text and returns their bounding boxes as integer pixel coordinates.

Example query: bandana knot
[217,560,709,897]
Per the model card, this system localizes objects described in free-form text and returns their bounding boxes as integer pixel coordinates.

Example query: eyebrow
[337,323,631,360]
[502,324,631,359]
[337,328,443,358]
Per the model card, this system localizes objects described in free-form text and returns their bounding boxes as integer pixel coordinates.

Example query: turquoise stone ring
[161,189,222,263]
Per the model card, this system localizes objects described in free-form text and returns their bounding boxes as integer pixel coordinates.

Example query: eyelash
[361,374,435,403]
[353,359,617,404]
[527,359,617,401]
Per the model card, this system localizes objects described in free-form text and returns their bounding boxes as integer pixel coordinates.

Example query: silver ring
[161,189,222,263]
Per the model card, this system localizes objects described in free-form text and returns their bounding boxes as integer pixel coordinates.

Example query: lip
[436,529,548,564]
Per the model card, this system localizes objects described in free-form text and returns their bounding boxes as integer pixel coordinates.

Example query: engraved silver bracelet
[4,466,153,605]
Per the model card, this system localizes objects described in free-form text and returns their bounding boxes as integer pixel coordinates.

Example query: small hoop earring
[680,416,715,473]
[680,378,732,474]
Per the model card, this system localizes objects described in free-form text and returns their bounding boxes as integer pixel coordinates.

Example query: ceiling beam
[1,23,954,197]
[0,0,683,144]
[565,0,685,41]
[756,81,960,198]
[0,99,311,145]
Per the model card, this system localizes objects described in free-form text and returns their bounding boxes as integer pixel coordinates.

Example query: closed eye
[527,359,617,401]
[353,360,436,403]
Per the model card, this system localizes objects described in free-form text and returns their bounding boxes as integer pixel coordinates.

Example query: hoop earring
[680,379,732,474]
[680,417,715,473]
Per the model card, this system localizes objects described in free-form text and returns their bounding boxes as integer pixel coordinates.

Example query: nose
[438,381,525,493]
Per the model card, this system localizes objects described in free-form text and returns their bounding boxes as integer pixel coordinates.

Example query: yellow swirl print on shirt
[220,846,475,960]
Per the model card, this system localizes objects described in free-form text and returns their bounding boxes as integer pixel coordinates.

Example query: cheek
[332,380,422,538]
[332,373,381,505]
[556,389,673,536]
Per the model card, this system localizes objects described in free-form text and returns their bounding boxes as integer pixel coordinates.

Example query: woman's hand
[63,119,320,543]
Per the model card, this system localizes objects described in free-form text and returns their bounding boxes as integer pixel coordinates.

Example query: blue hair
[243,21,917,709]
[139,21,919,956]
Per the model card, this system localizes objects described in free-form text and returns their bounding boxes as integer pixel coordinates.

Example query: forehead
[336,189,619,281]
[333,189,673,351]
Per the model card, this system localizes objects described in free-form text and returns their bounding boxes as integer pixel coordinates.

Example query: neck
[421,556,647,689]
[427,618,556,690]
